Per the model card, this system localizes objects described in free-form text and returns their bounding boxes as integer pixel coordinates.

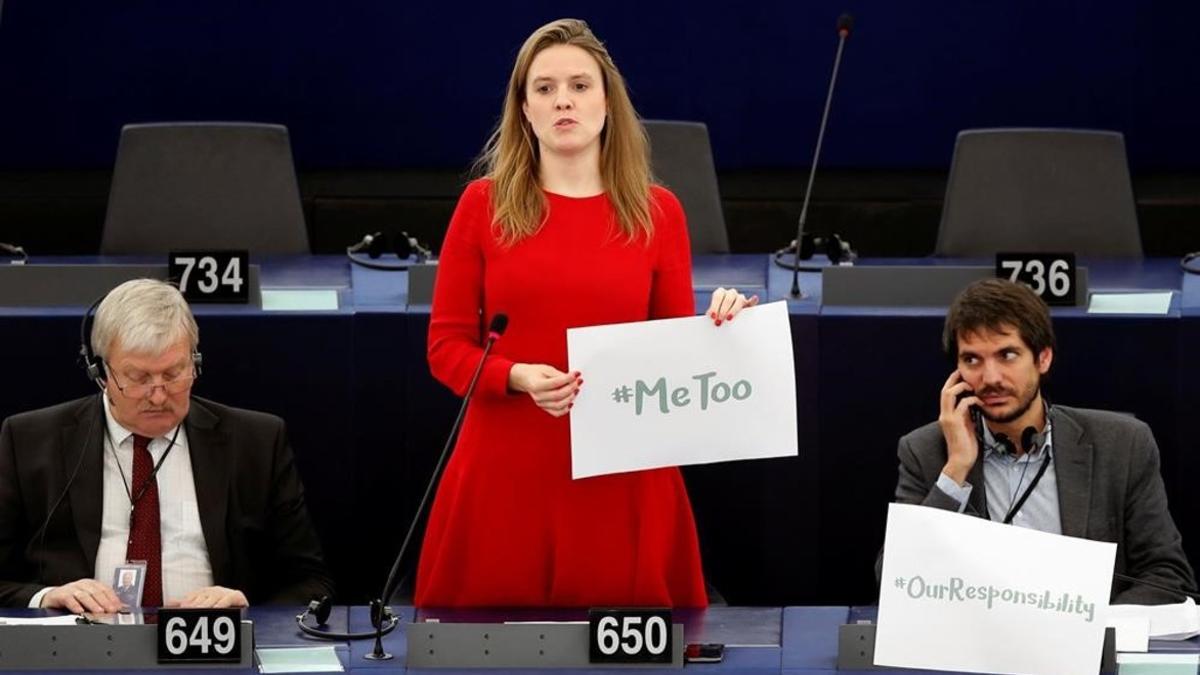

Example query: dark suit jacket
[0,395,335,607]
[885,405,1195,604]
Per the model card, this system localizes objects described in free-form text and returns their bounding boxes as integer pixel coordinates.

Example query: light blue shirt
[936,417,1062,534]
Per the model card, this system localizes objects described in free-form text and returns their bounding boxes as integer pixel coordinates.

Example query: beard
[979,375,1041,424]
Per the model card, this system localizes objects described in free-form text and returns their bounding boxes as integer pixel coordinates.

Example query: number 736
[1000,259,1070,297]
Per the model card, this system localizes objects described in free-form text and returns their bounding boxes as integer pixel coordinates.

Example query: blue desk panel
[0,606,350,674]
[1,256,1196,607]
[814,258,1191,605]
[2,605,1197,672]
[348,605,781,674]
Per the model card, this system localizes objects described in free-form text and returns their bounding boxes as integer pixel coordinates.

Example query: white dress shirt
[936,417,1061,533]
[29,395,214,607]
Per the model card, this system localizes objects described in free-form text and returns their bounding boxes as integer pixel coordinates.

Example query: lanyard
[104,423,182,509]
[1002,450,1052,524]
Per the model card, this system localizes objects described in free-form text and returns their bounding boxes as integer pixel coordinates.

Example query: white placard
[877,503,1116,675]
[566,301,797,479]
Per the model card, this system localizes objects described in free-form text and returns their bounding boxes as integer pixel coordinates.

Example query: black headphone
[992,426,1043,456]
[773,233,858,271]
[295,595,400,640]
[972,398,1051,456]
[1182,252,1200,274]
[80,288,203,387]
[0,241,28,264]
[346,231,434,271]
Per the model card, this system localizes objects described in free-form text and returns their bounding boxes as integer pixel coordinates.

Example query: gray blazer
[885,405,1195,604]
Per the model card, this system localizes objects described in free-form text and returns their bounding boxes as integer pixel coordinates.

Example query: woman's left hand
[706,287,759,326]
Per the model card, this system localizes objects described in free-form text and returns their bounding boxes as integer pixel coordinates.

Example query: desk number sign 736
[995,253,1076,306]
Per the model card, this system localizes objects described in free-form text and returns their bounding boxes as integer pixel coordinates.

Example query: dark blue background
[0,1,1196,171]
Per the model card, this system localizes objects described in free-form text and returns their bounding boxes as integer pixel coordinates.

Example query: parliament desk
[1,605,1195,673]
[0,256,1193,606]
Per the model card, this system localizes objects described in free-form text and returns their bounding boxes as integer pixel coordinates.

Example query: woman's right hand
[508,364,582,417]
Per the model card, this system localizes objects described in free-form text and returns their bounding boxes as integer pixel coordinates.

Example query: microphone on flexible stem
[364,312,509,661]
[1113,573,1200,602]
[790,12,854,298]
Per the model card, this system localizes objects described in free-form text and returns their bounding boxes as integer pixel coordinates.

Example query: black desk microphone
[1113,574,1200,602]
[788,13,854,297]
[297,313,510,659]
[0,241,27,264]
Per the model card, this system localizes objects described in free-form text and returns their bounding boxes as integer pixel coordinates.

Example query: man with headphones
[0,279,333,611]
[882,278,1194,604]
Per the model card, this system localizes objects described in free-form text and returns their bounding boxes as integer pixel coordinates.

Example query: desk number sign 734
[169,251,249,303]
[995,253,1076,306]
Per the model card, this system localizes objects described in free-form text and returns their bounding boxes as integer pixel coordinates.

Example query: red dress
[414,178,708,607]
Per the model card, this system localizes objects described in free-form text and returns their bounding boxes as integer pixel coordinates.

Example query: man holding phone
[886,278,1194,603]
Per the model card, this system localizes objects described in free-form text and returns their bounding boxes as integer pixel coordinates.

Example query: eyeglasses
[107,364,198,399]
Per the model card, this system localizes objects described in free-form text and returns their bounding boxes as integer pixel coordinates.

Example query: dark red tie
[125,434,162,607]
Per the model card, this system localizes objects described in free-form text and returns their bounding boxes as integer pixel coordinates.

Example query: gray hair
[91,279,199,360]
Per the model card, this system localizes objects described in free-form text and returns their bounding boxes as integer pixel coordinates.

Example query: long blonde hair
[477,18,654,245]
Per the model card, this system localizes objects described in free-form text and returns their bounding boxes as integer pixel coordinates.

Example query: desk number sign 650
[588,609,673,664]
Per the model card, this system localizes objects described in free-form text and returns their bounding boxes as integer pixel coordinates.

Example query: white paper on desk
[261,289,340,311]
[1108,617,1150,652]
[567,301,797,479]
[0,615,80,626]
[1087,291,1173,315]
[1116,652,1200,673]
[1110,598,1200,640]
[876,503,1115,675]
[256,646,344,673]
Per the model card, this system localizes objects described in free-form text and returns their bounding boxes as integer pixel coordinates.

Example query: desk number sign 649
[157,608,242,663]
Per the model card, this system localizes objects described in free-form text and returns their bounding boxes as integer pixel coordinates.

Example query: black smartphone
[684,643,725,663]
[956,387,985,441]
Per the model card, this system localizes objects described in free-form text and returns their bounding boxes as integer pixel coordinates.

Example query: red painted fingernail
[726,313,733,321]
[577,379,584,386]
[568,403,574,409]
[716,319,723,326]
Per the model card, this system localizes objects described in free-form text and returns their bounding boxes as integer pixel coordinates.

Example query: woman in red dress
[415,18,757,608]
